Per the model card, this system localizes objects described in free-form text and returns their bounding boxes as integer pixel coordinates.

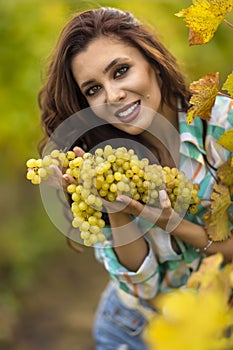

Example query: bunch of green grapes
[26,149,75,184]
[26,145,200,246]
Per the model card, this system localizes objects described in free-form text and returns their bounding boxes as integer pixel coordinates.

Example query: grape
[72,217,83,228]
[26,169,36,180]
[80,231,90,240]
[42,155,52,167]
[31,174,41,185]
[51,149,60,158]
[26,145,201,246]
[67,184,77,194]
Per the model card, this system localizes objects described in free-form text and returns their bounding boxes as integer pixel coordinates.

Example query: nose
[105,84,126,103]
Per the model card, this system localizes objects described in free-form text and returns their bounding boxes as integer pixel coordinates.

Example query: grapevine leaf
[203,183,232,241]
[187,72,219,124]
[175,0,233,45]
[187,253,223,289]
[222,72,233,97]
[217,157,233,193]
[187,253,233,302]
[217,128,233,152]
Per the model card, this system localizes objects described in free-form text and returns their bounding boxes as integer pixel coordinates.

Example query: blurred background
[0,0,232,349]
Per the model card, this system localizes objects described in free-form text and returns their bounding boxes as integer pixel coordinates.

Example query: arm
[107,211,149,271]
[114,191,233,263]
[96,199,163,299]
[61,146,232,263]
[169,217,233,263]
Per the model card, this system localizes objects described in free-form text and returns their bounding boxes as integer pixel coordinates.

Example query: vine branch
[223,19,233,29]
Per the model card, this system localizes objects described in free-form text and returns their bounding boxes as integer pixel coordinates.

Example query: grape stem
[223,19,233,29]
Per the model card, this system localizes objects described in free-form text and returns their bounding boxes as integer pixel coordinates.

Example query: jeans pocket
[101,286,147,336]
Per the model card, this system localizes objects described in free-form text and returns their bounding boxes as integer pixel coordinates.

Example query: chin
[118,125,145,135]
[128,128,145,135]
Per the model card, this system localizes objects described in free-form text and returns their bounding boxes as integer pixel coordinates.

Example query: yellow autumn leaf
[175,0,233,45]
[187,253,233,303]
[145,287,233,350]
[218,128,233,152]
[203,183,232,241]
[146,255,233,350]
[187,72,219,124]
[217,157,233,190]
[222,71,233,98]
[187,253,223,289]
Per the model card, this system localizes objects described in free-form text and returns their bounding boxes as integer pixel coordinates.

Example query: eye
[114,65,129,79]
[85,85,101,97]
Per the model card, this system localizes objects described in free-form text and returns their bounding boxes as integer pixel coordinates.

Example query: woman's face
[71,36,163,135]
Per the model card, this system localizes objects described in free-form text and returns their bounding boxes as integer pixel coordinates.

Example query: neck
[159,100,179,131]
[140,101,180,167]
[140,133,178,168]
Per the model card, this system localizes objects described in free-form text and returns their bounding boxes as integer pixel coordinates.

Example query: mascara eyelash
[114,65,129,78]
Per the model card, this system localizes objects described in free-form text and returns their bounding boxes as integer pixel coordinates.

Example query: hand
[44,146,85,191]
[62,146,85,189]
[102,190,181,232]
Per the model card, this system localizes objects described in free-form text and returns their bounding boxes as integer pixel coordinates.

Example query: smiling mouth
[114,100,141,123]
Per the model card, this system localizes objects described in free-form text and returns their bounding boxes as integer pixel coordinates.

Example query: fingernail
[63,174,69,181]
[116,195,124,202]
[159,189,167,201]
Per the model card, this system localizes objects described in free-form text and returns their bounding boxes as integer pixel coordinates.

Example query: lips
[114,100,141,123]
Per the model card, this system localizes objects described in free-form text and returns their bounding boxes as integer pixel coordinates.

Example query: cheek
[131,73,149,92]
[145,66,161,90]
[135,68,161,97]
[148,76,162,106]
[91,105,113,123]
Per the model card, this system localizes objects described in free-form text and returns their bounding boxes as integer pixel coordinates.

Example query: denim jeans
[93,282,156,350]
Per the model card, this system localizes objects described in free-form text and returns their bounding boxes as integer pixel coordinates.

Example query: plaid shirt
[95,96,233,299]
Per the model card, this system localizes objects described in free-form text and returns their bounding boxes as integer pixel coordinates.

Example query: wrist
[157,209,181,233]
[196,239,213,253]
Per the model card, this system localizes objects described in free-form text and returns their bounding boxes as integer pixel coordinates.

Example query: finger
[73,146,85,157]
[43,165,63,189]
[44,176,61,189]
[116,195,146,216]
[46,164,62,189]
[158,189,181,231]
[63,174,77,185]
[101,197,128,213]
[159,190,172,209]
[116,195,164,225]
[50,164,62,178]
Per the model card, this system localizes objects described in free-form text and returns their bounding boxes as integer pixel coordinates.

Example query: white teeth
[118,102,139,118]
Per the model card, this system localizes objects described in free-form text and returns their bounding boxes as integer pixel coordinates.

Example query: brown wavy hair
[38,7,190,155]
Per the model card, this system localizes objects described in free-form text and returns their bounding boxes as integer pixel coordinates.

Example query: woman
[38,7,233,349]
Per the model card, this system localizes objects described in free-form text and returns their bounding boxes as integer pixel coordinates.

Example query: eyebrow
[80,57,129,89]
[103,57,128,74]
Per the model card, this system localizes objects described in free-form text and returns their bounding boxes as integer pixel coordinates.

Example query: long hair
[38,7,190,155]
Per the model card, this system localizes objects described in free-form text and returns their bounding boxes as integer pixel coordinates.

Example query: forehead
[71,36,144,81]
[75,35,137,59]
